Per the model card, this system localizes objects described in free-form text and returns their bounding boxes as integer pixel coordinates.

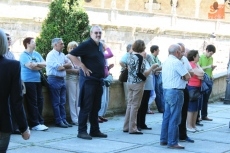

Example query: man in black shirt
[69,25,107,140]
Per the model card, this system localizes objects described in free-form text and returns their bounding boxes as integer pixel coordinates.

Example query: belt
[48,75,64,79]
[172,88,184,91]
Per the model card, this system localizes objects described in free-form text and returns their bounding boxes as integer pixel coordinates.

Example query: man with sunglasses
[69,25,107,140]
[3,33,15,60]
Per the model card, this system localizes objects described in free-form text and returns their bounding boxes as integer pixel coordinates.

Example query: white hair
[0,29,8,56]
[51,38,62,47]
[90,25,102,33]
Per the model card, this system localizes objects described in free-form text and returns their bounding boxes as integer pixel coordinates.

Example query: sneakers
[187,127,196,133]
[31,124,48,131]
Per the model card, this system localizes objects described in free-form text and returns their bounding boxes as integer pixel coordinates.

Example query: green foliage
[36,0,90,58]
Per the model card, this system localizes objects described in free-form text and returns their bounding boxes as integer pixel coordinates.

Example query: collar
[52,49,62,55]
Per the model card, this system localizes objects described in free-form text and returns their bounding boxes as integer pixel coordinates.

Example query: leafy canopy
[36,0,90,58]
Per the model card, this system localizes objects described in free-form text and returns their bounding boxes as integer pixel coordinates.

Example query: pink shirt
[104,48,113,77]
[188,62,201,87]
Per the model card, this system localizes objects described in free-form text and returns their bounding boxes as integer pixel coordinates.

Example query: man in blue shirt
[69,25,107,140]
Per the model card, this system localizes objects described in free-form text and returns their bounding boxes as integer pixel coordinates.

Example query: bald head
[168,44,182,59]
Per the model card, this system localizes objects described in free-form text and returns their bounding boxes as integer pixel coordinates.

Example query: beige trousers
[123,82,145,133]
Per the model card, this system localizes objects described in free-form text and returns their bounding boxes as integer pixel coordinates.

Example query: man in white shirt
[160,44,190,149]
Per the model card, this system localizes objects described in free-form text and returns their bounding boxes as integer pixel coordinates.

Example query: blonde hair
[67,41,78,52]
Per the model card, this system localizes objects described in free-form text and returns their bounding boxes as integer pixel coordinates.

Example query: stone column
[110,0,117,22]
[195,0,201,18]
[125,0,129,10]
[171,0,178,26]
[101,0,105,8]
[148,0,153,13]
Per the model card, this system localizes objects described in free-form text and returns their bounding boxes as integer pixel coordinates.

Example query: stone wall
[41,72,227,122]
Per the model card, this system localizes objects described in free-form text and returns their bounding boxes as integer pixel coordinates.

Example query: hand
[22,128,30,140]
[63,63,72,69]
[80,64,92,76]
[211,65,217,69]
[151,63,159,70]
[108,64,114,70]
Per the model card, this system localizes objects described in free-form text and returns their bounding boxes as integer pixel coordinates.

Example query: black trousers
[179,87,189,140]
[78,80,103,134]
[137,90,151,128]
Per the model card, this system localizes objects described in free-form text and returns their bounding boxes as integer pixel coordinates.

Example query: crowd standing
[0,25,216,151]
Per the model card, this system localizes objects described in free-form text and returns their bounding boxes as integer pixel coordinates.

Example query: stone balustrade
[41,72,227,123]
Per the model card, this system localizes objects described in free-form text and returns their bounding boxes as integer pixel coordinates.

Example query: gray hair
[51,38,62,47]
[126,44,132,52]
[177,42,185,48]
[168,44,181,54]
[0,29,8,56]
[90,25,102,33]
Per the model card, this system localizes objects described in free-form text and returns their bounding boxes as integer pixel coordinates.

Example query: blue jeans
[160,89,184,146]
[201,85,212,118]
[98,86,109,117]
[0,132,11,153]
[24,82,44,127]
[155,73,164,112]
[48,76,67,124]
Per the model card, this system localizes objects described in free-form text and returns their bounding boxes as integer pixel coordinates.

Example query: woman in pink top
[98,41,114,123]
[187,50,204,132]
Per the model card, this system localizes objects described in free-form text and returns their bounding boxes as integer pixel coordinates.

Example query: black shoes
[90,132,107,138]
[196,121,203,126]
[129,131,143,134]
[77,133,92,140]
[63,121,72,127]
[56,122,68,128]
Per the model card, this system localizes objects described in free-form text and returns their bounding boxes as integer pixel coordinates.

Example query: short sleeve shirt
[199,54,213,78]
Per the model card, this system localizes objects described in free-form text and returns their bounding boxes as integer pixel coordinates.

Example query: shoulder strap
[135,54,143,73]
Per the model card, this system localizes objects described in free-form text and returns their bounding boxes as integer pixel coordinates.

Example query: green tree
[36,0,90,58]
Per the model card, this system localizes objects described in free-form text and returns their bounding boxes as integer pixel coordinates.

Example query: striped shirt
[162,55,188,89]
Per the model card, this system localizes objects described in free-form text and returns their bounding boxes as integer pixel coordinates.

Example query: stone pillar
[110,0,117,22]
[125,0,129,10]
[171,0,178,16]
[195,0,201,18]
[148,0,153,13]
[171,0,178,26]
[101,0,105,8]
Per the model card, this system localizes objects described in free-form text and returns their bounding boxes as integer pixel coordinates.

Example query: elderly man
[178,43,194,143]
[69,25,107,140]
[160,44,190,149]
[46,38,72,128]
[0,29,30,152]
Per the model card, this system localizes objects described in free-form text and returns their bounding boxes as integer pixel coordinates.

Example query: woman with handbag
[123,40,157,134]
[186,50,204,132]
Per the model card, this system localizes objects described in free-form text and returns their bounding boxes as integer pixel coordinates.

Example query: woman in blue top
[19,37,48,131]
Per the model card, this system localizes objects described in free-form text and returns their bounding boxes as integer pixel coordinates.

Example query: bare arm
[68,54,92,76]
[144,63,159,77]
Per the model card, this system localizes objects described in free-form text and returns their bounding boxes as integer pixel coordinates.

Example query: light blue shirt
[120,52,130,65]
[20,51,44,82]
[162,55,188,89]
[144,59,154,90]
[46,49,70,77]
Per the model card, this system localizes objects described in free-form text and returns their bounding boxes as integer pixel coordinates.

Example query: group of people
[119,39,215,149]
[0,24,216,152]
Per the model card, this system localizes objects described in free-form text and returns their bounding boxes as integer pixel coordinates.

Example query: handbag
[39,70,49,87]
[188,88,201,101]
[119,68,128,82]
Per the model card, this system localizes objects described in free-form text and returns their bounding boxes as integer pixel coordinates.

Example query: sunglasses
[7,37,11,41]
[94,32,102,35]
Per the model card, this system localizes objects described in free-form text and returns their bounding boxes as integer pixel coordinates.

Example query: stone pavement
[8,102,230,153]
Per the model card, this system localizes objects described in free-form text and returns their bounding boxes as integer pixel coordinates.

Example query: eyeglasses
[32,57,37,62]
[94,32,102,35]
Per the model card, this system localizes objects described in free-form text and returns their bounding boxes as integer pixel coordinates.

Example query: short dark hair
[132,40,145,53]
[150,45,159,53]
[206,44,216,53]
[23,37,34,49]
[187,50,199,61]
